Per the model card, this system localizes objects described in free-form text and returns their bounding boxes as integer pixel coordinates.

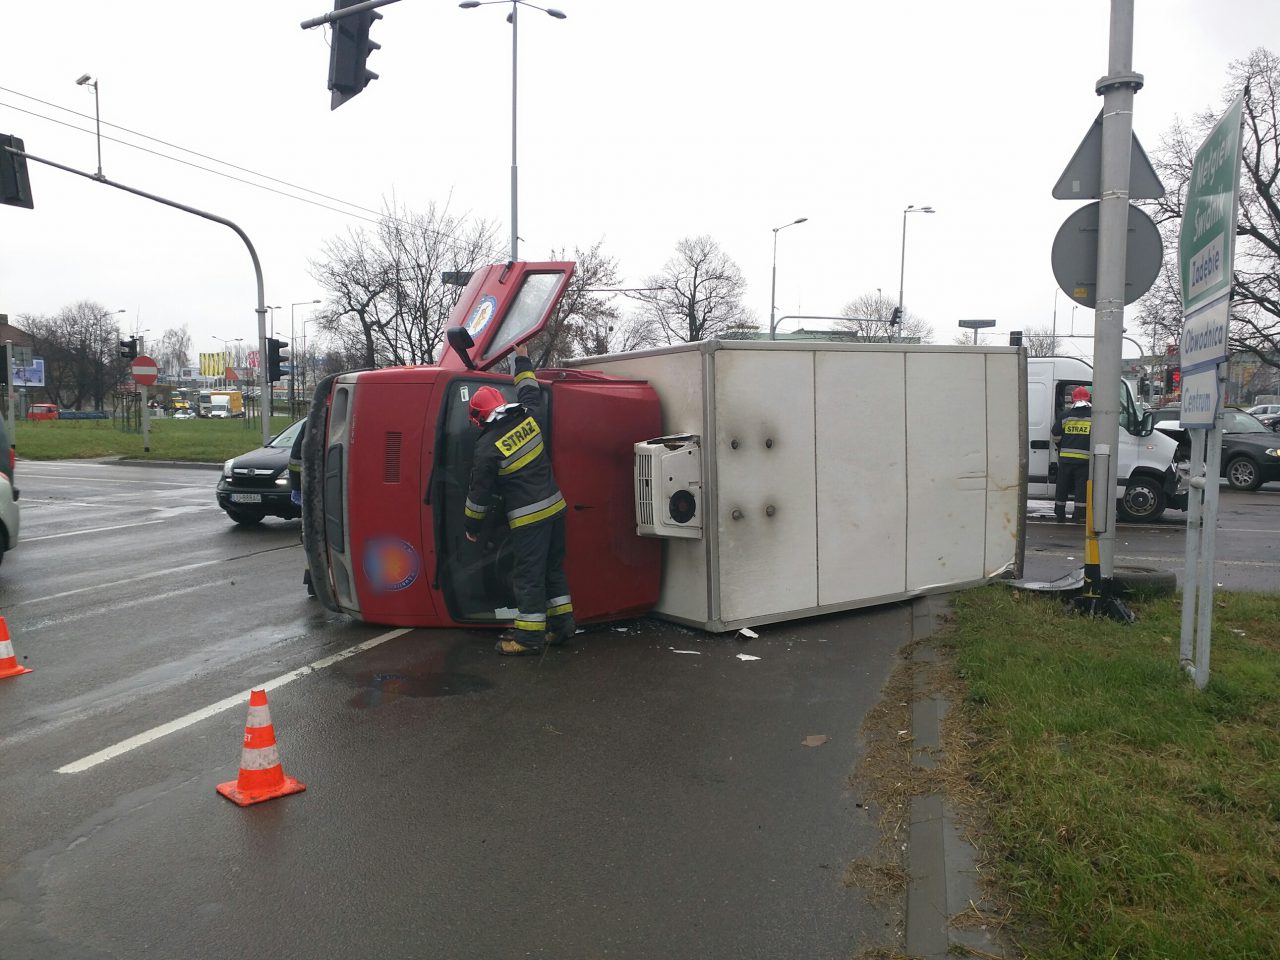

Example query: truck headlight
[223,459,234,479]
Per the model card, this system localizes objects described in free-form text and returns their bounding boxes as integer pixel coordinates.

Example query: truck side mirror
[446,326,477,370]
[1139,410,1154,437]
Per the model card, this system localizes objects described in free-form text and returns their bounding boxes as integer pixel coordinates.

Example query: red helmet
[1071,386,1091,403]
[468,386,506,426]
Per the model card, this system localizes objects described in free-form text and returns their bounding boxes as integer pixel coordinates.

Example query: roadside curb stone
[906,594,1009,959]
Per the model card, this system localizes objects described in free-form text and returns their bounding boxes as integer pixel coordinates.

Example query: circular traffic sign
[1051,201,1163,308]
[130,355,159,386]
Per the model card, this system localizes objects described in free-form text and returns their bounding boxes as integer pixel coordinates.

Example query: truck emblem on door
[465,295,498,337]
[362,537,421,593]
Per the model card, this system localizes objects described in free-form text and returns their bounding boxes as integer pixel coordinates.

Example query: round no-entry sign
[131,355,159,386]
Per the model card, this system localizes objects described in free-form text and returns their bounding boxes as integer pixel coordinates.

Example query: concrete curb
[905,595,1009,959]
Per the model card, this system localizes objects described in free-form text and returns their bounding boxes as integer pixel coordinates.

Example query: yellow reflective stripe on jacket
[498,440,544,476]
[464,497,488,520]
[547,600,573,617]
[1060,450,1090,459]
[507,492,566,528]
[513,369,538,387]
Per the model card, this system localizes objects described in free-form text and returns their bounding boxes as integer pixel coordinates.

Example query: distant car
[172,408,196,420]
[1259,413,1280,432]
[1153,407,1280,491]
[0,414,18,567]
[26,404,59,421]
[215,418,306,525]
[1246,403,1280,417]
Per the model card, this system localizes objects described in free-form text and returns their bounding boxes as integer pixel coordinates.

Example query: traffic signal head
[328,0,382,110]
[889,307,903,326]
[266,338,288,382]
[119,337,138,360]
[0,133,34,209]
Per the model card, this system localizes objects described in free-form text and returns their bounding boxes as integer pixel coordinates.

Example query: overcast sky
[2,0,1275,361]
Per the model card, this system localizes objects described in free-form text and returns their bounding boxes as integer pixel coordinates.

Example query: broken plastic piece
[737,627,759,640]
[736,653,760,661]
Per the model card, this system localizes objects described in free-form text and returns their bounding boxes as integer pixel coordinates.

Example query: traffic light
[328,0,382,110]
[0,133,34,209]
[266,338,288,382]
[119,337,138,360]
[1164,367,1174,392]
[889,307,903,327]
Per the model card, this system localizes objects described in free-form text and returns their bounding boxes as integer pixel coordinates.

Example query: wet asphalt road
[1024,483,1280,591]
[0,460,906,960]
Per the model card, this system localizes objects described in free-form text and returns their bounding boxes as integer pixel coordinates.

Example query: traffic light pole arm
[13,147,273,446]
[300,0,402,29]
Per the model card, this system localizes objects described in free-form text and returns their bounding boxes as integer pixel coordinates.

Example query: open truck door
[302,261,663,630]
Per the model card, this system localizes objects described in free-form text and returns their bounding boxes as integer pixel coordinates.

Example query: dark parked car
[216,419,305,525]
[1259,412,1280,432]
[1152,407,1280,491]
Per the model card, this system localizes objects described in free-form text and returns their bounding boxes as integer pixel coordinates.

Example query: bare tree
[21,301,128,410]
[631,236,756,344]
[1141,47,1280,372]
[309,203,500,370]
[836,291,933,342]
[1022,324,1062,357]
[153,325,192,376]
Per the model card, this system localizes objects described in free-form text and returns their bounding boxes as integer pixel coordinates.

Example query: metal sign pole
[141,384,150,453]
[4,341,12,454]
[1194,369,1227,689]
[1178,428,1206,671]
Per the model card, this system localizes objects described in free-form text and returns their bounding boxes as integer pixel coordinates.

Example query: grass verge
[14,416,300,462]
[941,586,1280,960]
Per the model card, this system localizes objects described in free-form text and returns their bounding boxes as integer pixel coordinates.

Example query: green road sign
[1179,93,1244,316]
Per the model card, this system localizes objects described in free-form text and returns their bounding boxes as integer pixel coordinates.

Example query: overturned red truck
[301,260,1027,633]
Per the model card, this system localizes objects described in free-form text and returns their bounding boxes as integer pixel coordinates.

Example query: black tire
[1116,475,1166,523]
[1225,455,1263,491]
[225,508,265,526]
[1112,564,1177,599]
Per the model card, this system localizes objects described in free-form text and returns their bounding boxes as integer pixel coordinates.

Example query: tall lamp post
[896,204,935,341]
[74,73,103,180]
[290,300,320,411]
[459,0,567,262]
[769,217,808,340]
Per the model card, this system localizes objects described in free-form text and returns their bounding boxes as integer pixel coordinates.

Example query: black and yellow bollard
[1070,476,1135,622]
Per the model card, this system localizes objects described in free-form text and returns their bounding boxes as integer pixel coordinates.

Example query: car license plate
[230,493,262,503]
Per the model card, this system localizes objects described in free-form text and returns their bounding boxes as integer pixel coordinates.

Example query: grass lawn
[14,415,301,463]
[942,587,1280,960]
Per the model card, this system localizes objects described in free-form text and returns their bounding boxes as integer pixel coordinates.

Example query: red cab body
[301,262,663,629]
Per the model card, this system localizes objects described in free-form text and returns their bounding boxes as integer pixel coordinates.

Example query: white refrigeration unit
[570,340,1027,633]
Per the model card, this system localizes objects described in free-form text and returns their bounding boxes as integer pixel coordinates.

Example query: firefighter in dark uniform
[464,343,574,656]
[1051,385,1092,523]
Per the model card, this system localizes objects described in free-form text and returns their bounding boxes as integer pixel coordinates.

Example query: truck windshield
[483,271,566,360]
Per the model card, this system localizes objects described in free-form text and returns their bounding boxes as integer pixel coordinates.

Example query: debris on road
[736,653,761,662]
[802,735,830,748]
[737,627,759,640]
[670,648,701,655]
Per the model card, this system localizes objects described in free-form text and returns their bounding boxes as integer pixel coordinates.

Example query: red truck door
[439,261,575,372]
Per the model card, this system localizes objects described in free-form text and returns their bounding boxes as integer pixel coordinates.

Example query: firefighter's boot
[495,630,542,657]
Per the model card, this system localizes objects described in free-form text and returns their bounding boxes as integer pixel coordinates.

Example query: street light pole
[769,217,808,340]
[459,0,567,262]
[74,74,102,179]
[290,300,320,411]
[897,204,936,342]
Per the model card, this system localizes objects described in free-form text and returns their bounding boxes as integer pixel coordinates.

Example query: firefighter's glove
[291,490,302,506]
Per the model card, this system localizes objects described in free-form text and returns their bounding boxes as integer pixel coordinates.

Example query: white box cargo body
[571,340,1027,632]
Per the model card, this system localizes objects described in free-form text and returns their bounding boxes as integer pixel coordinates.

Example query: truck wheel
[1225,456,1262,491]
[225,508,264,526]
[1112,564,1177,599]
[1116,476,1166,523]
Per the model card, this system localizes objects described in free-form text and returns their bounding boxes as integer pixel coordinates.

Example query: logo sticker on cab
[362,537,421,593]
[465,295,499,338]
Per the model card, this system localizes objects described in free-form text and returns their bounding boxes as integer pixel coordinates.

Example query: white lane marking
[20,474,205,487]
[23,520,166,542]
[1032,548,1278,569]
[16,548,295,606]
[19,499,103,508]
[57,628,413,774]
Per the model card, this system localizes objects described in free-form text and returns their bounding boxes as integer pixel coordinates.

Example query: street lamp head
[546,8,568,18]
[75,74,93,86]
[794,217,808,225]
[458,1,481,7]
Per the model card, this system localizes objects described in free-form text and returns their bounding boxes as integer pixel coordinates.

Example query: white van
[1028,357,1187,522]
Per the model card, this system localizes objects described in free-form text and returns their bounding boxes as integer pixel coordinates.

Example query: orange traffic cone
[216,689,306,806]
[0,616,31,679]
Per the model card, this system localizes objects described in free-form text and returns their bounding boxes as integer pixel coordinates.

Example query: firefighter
[1051,385,1092,523]
[464,343,574,656]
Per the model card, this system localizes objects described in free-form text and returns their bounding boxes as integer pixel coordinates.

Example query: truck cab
[301,261,663,630]
[1027,356,1187,522]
